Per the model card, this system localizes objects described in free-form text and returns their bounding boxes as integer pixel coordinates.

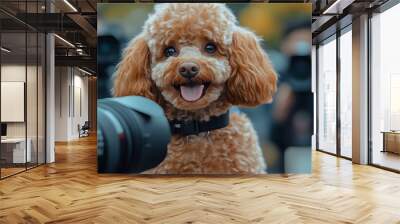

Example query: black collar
[169,111,230,136]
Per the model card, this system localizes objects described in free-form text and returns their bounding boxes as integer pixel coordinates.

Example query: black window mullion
[316,44,319,151]
[336,26,341,157]
[36,0,39,168]
[25,0,28,171]
[367,11,373,165]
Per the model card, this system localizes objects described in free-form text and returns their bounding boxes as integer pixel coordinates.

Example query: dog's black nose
[179,62,199,79]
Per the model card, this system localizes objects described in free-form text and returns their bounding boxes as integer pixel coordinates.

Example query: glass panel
[38,32,45,165]
[0,1,46,178]
[27,30,38,169]
[1,30,27,177]
[317,37,337,154]
[371,4,400,171]
[339,29,352,158]
[26,0,39,169]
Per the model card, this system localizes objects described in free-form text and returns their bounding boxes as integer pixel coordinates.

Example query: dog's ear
[113,35,158,101]
[226,28,277,107]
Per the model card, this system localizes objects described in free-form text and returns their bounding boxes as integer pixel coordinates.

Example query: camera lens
[97,96,171,173]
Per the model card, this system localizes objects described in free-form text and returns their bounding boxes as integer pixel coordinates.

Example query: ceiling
[311,0,390,43]
[0,0,97,74]
[1,0,394,74]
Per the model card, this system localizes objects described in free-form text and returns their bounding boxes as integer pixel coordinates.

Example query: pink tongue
[180,84,204,102]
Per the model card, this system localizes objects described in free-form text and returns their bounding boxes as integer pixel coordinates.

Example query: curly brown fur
[113,3,277,174]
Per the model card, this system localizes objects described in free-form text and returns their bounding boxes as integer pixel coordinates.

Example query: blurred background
[97,3,312,173]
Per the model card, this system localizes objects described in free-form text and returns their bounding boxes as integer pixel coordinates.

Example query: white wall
[1,65,39,138]
[1,65,26,138]
[1,63,46,164]
[54,67,89,141]
[72,73,89,138]
[55,67,69,141]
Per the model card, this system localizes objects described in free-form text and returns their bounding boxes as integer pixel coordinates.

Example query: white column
[352,14,369,164]
[46,32,55,163]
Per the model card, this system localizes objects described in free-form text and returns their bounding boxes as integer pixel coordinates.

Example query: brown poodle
[113,3,277,174]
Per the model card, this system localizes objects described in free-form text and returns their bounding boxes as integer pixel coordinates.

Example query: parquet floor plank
[0,135,399,223]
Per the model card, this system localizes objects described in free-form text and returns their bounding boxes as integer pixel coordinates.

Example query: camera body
[97,96,171,173]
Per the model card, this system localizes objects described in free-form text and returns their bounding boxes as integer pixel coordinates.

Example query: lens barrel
[97,96,171,173]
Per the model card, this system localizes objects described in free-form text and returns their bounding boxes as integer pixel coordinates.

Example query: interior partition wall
[316,23,353,159]
[0,1,46,179]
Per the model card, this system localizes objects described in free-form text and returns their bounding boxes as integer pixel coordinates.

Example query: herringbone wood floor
[1,135,400,224]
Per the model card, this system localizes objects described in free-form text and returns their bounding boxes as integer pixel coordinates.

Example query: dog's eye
[204,43,217,54]
[164,46,177,57]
